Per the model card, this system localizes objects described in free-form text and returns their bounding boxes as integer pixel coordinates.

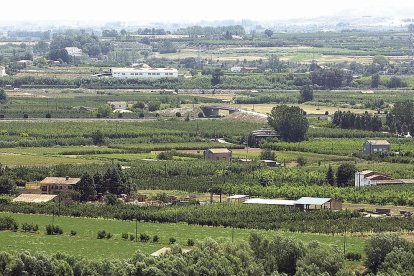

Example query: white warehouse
[110,67,178,78]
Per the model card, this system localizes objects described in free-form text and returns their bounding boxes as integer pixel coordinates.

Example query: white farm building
[110,67,178,79]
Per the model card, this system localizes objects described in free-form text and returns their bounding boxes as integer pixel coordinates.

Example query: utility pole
[135,218,138,243]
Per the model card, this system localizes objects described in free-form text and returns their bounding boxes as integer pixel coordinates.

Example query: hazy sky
[1,0,413,22]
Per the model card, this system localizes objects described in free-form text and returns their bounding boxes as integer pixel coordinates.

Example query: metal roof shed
[294,197,341,211]
[295,197,331,205]
[244,198,296,206]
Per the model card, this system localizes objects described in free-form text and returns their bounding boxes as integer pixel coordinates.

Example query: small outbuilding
[204,148,232,161]
[227,194,249,203]
[248,129,280,147]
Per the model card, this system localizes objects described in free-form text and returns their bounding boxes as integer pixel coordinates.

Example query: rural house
[361,140,390,155]
[39,176,81,194]
[204,148,232,161]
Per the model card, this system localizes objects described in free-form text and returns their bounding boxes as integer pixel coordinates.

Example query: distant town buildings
[230,66,258,73]
[110,66,178,79]
[361,140,390,155]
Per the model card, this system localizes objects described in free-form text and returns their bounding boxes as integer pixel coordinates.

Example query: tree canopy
[268,105,308,142]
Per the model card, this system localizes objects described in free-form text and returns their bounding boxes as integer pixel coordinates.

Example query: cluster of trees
[178,25,245,37]
[386,101,414,135]
[326,163,357,187]
[298,85,313,103]
[49,31,112,60]
[310,68,353,89]
[332,111,382,131]
[268,105,309,142]
[75,165,131,201]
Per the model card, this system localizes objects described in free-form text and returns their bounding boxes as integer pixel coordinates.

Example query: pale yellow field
[235,104,369,115]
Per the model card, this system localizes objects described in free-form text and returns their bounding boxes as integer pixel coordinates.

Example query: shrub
[121,233,129,240]
[21,223,38,233]
[140,233,150,242]
[175,112,181,118]
[365,233,409,274]
[198,112,204,118]
[70,230,77,236]
[169,237,176,244]
[139,112,144,118]
[23,114,29,119]
[45,113,51,119]
[45,224,63,235]
[152,235,159,243]
[297,156,307,166]
[0,217,18,231]
[187,239,195,246]
[106,232,112,239]
[345,252,361,261]
[97,230,106,239]
[129,234,135,241]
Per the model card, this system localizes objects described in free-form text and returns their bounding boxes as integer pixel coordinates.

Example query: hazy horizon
[1,0,413,24]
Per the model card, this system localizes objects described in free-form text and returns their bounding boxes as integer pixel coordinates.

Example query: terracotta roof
[366,140,390,146]
[40,177,80,186]
[207,148,231,154]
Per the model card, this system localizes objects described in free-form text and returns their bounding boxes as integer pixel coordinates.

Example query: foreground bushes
[0,234,346,276]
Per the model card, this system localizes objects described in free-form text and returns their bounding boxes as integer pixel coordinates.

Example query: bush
[0,217,18,231]
[106,232,112,239]
[175,112,181,118]
[23,114,28,119]
[169,237,176,244]
[152,235,159,243]
[45,224,63,235]
[139,112,144,118]
[129,234,135,241]
[187,239,195,246]
[45,113,51,119]
[140,233,150,242]
[97,230,106,239]
[345,252,361,261]
[121,232,129,240]
[198,112,204,118]
[365,233,409,274]
[21,223,38,233]
[297,156,307,166]
[70,230,77,236]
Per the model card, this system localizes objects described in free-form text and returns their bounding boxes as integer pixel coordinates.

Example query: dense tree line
[310,68,353,89]
[332,111,382,131]
[386,101,414,135]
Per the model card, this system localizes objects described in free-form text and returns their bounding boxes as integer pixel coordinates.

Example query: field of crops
[0,212,365,260]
